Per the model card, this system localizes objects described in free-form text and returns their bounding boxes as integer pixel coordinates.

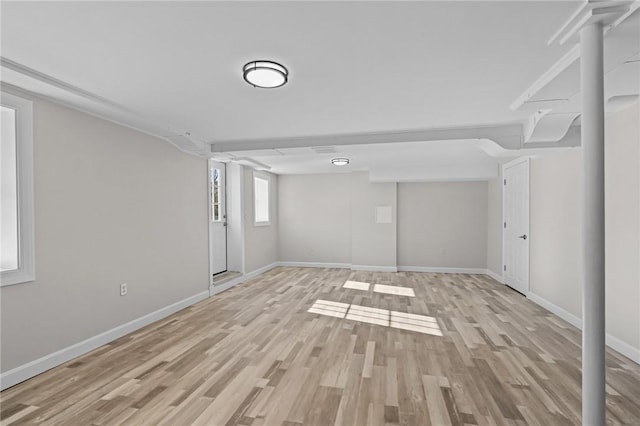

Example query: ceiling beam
[210,123,525,153]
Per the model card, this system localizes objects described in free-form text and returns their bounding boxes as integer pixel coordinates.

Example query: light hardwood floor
[2,267,639,425]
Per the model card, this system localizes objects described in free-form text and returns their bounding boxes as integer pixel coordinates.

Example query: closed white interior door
[503,158,530,295]
[209,160,227,279]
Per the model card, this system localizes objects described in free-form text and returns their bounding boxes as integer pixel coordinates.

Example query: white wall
[277,172,397,269]
[486,172,503,277]
[278,173,491,272]
[0,90,209,373]
[350,172,397,269]
[226,163,244,273]
[278,174,351,264]
[397,182,488,269]
[530,148,583,317]
[243,168,279,273]
[605,101,639,350]
[529,101,640,355]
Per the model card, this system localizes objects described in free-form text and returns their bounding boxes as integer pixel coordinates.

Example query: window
[210,167,221,222]
[253,172,270,226]
[1,92,35,286]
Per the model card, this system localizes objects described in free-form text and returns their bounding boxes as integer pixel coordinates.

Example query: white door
[209,160,227,280]
[503,158,530,295]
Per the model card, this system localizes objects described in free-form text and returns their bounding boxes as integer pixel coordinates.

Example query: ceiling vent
[311,146,337,154]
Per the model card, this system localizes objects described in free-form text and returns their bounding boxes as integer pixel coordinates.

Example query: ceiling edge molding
[0,58,208,158]
[1,56,136,113]
[210,123,525,153]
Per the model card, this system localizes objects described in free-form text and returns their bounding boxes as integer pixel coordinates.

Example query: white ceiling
[1,1,638,181]
[2,1,578,142]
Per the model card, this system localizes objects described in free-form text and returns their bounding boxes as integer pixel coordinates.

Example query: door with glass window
[209,160,227,279]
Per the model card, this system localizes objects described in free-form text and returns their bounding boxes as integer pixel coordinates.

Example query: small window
[1,92,35,286]
[253,173,270,226]
[210,168,221,222]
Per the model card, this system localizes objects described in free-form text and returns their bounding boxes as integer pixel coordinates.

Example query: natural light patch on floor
[308,300,442,336]
[343,280,371,291]
[346,304,390,326]
[373,284,416,297]
[307,299,349,318]
[342,281,416,297]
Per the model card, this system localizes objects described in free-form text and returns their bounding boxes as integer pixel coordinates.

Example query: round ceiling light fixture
[243,60,288,88]
[331,158,350,166]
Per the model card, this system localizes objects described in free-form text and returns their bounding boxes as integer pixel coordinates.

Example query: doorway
[209,160,227,282]
[502,157,530,295]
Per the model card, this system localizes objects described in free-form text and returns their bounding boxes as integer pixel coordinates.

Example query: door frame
[501,157,530,295]
[208,160,228,286]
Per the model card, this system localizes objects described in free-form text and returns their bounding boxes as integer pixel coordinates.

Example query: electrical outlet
[120,283,128,296]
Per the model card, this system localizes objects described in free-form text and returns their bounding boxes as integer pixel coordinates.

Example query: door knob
[518,234,527,240]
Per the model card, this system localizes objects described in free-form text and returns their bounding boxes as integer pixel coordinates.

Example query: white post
[580,22,606,426]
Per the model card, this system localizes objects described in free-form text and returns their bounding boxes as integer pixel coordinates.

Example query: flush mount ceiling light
[243,60,288,88]
[331,158,350,166]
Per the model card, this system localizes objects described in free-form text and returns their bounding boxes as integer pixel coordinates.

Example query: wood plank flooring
[1,267,639,425]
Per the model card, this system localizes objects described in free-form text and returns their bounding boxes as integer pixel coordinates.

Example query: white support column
[580,22,606,426]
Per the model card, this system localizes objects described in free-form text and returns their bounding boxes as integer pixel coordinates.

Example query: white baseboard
[0,290,209,391]
[244,262,279,280]
[527,291,640,364]
[209,262,280,297]
[606,334,640,364]
[277,262,491,276]
[527,292,582,328]
[278,261,351,269]
[485,269,505,284]
[2,262,284,391]
[209,275,246,297]
[351,265,398,272]
[398,266,487,274]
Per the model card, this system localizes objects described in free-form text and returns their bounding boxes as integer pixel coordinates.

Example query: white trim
[277,263,495,275]
[485,269,505,284]
[0,64,207,157]
[502,156,531,172]
[252,171,271,227]
[606,334,640,365]
[1,92,35,286]
[527,292,640,364]
[350,265,398,273]
[527,291,582,329]
[0,290,209,390]
[209,262,280,297]
[240,168,246,274]
[398,266,487,274]
[279,261,351,269]
[244,262,279,280]
[209,275,247,297]
[224,163,245,275]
